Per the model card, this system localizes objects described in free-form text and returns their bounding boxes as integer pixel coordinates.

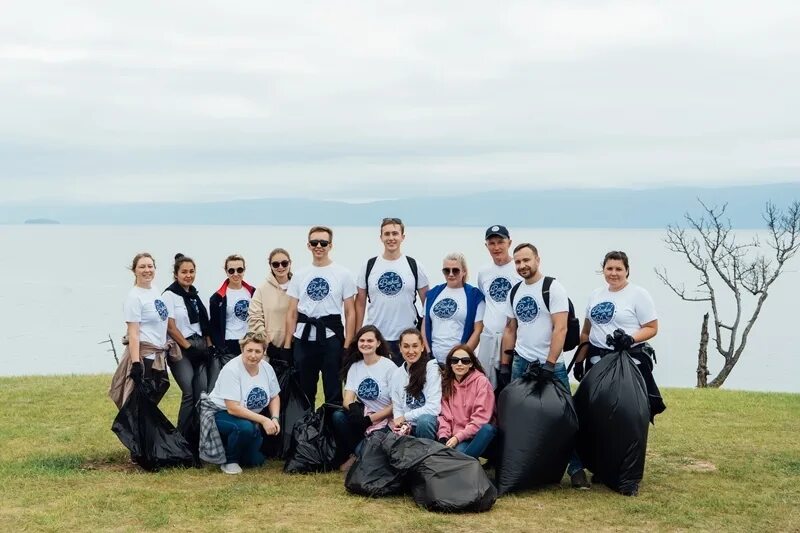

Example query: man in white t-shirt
[500,242,590,489]
[284,225,357,406]
[476,224,522,388]
[355,217,429,365]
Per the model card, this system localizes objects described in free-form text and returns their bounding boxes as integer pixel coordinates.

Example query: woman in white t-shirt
[423,252,486,365]
[331,325,396,472]
[209,332,281,474]
[390,328,441,440]
[109,252,173,409]
[209,254,256,389]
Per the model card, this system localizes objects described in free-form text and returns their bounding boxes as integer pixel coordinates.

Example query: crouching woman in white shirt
[208,332,281,474]
[390,328,441,439]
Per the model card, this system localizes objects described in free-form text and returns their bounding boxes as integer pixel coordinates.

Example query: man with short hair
[476,225,522,388]
[500,242,590,489]
[284,226,356,406]
[355,217,429,365]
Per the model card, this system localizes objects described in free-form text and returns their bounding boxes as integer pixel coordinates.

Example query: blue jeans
[455,423,497,459]
[511,357,584,476]
[214,411,265,467]
[411,414,438,440]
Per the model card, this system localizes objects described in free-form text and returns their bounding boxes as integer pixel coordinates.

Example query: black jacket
[209,279,256,350]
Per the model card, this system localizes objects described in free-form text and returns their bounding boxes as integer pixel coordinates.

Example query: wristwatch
[270,416,279,422]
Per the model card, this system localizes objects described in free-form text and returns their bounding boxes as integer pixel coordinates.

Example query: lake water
[1,225,797,393]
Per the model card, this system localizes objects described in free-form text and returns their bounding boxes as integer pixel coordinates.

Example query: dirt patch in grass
[682,458,717,472]
[80,457,139,473]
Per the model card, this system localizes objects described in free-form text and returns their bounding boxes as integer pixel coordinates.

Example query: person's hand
[437,437,448,445]
[607,328,635,350]
[278,346,293,364]
[396,423,411,436]
[262,417,280,436]
[497,363,511,389]
[573,360,585,382]
[445,436,459,448]
[392,416,406,428]
[129,361,143,383]
[541,361,555,381]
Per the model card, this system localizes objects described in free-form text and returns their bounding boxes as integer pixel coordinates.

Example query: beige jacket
[108,339,181,409]
[247,272,290,347]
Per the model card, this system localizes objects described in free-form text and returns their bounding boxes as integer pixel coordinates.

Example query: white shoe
[220,463,243,475]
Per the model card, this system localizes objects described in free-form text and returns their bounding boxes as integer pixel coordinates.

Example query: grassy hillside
[0,375,797,532]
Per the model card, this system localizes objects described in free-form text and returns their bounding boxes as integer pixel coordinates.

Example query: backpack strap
[542,276,554,312]
[406,256,419,306]
[364,256,378,303]
[509,281,523,309]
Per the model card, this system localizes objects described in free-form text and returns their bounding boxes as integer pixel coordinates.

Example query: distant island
[23,218,61,225]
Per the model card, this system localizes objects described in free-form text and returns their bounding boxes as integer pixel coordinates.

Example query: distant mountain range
[2,183,798,228]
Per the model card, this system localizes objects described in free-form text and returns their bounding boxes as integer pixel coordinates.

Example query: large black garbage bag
[284,405,338,474]
[382,433,497,513]
[496,363,578,495]
[344,431,404,497]
[261,360,311,459]
[574,350,650,494]
[111,371,194,471]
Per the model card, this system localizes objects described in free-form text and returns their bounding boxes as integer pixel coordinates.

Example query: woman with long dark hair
[331,325,396,471]
[248,248,293,362]
[389,328,441,439]
[162,253,212,433]
[437,344,496,459]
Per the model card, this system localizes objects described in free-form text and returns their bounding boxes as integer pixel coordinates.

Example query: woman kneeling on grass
[331,325,396,472]
[437,345,496,459]
[390,328,441,439]
[208,332,281,474]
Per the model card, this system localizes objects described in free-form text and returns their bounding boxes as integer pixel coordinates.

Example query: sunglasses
[449,356,472,366]
[382,217,403,225]
[309,240,330,248]
[442,267,462,276]
[227,267,245,274]
[271,260,290,268]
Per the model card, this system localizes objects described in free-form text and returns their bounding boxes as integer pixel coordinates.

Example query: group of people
[112,218,659,493]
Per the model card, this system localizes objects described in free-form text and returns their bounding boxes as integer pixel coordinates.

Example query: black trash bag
[344,431,405,497]
[111,371,194,472]
[284,405,338,474]
[382,433,497,513]
[496,362,578,495]
[574,350,650,495]
[261,359,311,459]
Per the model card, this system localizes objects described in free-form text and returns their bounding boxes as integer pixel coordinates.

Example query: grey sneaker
[570,469,591,489]
[220,463,243,475]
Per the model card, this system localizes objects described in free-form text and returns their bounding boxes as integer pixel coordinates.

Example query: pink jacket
[437,370,496,443]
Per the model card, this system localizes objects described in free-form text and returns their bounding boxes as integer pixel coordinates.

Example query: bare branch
[654,268,711,302]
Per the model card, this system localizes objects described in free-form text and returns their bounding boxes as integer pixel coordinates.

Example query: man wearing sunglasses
[500,242,590,489]
[284,226,357,406]
[476,225,522,389]
[355,217,429,366]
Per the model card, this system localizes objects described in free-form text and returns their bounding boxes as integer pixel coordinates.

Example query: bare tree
[655,200,800,387]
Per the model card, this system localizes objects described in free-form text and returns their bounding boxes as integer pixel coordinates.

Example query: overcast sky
[1,1,799,204]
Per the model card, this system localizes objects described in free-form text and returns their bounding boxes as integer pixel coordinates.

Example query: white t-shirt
[390,359,442,423]
[162,290,203,339]
[225,287,251,341]
[209,355,281,412]
[426,286,486,363]
[357,255,429,341]
[506,277,569,363]
[345,356,397,431]
[287,263,357,341]
[124,286,171,355]
[586,283,657,349]
[477,260,523,335]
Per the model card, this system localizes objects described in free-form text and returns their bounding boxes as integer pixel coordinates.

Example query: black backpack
[509,276,581,352]
[364,256,420,305]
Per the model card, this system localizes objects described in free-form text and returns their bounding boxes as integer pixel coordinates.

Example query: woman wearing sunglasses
[423,252,486,366]
[437,344,496,459]
[248,248,293,362]
[209,254,256,388]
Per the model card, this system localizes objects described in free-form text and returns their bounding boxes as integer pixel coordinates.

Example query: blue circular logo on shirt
[377,271,403,296]
[357,377,380,401]
[432,298,457,319]
[234,299,249,321]
[590,301,615,324]
[516,296,539,323]
[154,299,168,321]
[406,392,426,409]
[489,277,513,303]
[306,277,330,301]
[245,387,268,411]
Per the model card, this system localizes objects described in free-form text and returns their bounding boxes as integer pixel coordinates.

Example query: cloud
[1,1,799,203]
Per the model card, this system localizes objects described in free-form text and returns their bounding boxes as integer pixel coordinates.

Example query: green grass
[0,375,797,532]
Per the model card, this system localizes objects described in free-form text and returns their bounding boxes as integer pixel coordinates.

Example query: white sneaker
[220,463,243,475]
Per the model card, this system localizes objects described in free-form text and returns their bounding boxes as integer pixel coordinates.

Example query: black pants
[167,334,209,433]
[208,339,242,390]
[387,340,403,367]
[292,336,343,406]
